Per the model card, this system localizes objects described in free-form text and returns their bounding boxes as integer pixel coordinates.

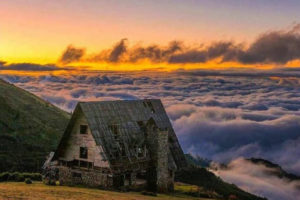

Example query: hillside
[0,79,70,172]
[185,154,211,168]
[175,167,267,200]
[248,158,300,181]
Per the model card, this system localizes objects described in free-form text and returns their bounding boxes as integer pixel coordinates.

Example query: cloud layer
[211,158,300,200]
[1,69,300,200]
[59,24,300,65]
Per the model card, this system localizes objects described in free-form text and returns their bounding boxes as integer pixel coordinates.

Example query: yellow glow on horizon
[2,48,300,74]
[67,58,279,72]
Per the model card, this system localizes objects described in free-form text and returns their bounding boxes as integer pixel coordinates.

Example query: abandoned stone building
[44,99,187,192]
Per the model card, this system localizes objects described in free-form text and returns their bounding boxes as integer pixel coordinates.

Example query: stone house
[44,99,186,192]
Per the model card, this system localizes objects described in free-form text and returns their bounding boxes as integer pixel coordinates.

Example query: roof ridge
[78,99,161,104]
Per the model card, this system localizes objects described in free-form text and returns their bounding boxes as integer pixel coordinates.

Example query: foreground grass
[0,182,213,200]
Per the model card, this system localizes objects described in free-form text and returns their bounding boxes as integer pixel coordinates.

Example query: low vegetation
[0,182,213,200]
[0,170,266,200]
[174,182,221,199]
[0,172,42,182]
[25,178,33,184]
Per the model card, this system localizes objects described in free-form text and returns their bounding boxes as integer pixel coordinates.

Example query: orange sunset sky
[1,0,300,71]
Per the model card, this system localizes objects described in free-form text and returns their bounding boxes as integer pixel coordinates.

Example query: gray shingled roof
[55,99,187,170]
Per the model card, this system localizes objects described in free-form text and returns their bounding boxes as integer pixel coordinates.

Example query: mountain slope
[248,158,300,181]
[176,167,267,200]
[185,153,211,168]
[0,79,70,172]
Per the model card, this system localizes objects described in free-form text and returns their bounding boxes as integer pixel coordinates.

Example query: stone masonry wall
[146,121,172,192]
[58,167,113,188]
[156,130,169,192]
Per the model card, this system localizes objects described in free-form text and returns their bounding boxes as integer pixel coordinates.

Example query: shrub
[8,172,25,182]
[0,172,10,181]
[0,172,42,182]
[48,179,57,186]
[25,178,32,184]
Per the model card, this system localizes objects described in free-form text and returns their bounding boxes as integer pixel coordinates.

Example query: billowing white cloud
[211,158,300,200]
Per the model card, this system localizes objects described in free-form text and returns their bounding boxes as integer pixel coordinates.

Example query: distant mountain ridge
[185,153,211,167]
[0,79,70,172]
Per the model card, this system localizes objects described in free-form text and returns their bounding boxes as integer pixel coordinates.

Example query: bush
[0,172,10,181]
[48,179,57,186]
[0,172,42,182]
[25,178,32,184]
[8,172,25,182]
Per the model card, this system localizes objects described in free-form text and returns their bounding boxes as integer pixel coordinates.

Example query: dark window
[80,160,88,168]
[80,125,88,134]
[78,160,93,168]
[88,162,93,168]
[72,172,82,178]
[80,147,88,159]
[67,160,73,167]
[73,159,79,167]
[169,170,173,178]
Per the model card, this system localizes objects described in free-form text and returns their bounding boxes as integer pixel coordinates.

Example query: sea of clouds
[1,69,300,199]
[212,158,300,200]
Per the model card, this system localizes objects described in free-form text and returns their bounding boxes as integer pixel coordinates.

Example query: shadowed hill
[0,79,70,172]
[183,154,267,199]
[176,167,267,200]
[248,158,300,181]
[185,153,211,168]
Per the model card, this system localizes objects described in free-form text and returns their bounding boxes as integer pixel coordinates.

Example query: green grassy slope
[0,79,70,172]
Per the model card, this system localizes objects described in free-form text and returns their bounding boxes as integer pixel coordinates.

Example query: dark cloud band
[60,24,300,65]
[0,63,65,71]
